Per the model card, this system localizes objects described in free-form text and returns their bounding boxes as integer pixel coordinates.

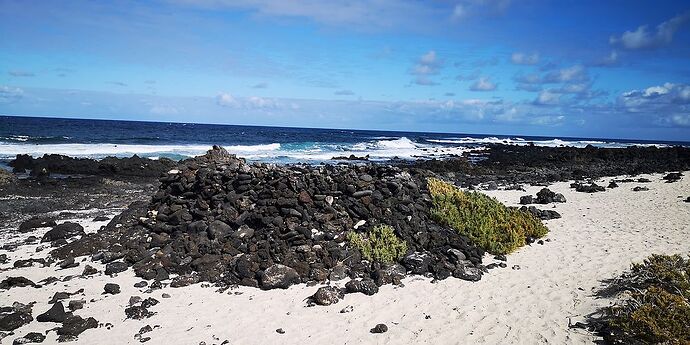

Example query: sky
[1,0,690,141]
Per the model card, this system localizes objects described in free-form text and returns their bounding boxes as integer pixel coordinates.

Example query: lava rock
[519,195,533,205]
[36,301,66,323]
[41,222,85,243]
[57,315,98,338]
[18,216,57,233]
[632,186,649,192]
[519,206,561,220]
[170,274,199,288]
[572,182,605,193]
[103,283,121,295]
[370,324,388,333]
[0,310,33,332]
[259,265,300,290]
[105,261,128,275]
[68,300,85,311]
[81,265,98,276]
[663,172,682,182]
[453,263,483,282]
[125,306,155,320]
[0,277,38,290]
[12,332,46,344]
[345,278,379,296]
[310,286,344,306]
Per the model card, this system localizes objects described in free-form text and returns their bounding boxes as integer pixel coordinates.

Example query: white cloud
[592,50,619,67]
[216,92,277,109]
[618,82,690,127]
[511,52,539,65]
[216,92,239,107]
[610,12,690,50]
[544,64,587,83]
[469,77,497,91]
[246,96,276,108]
[252,82,268,88]
[534,90,560,105]
[0,86,24,103]
[410,50,443,86]
[334,89,355,96]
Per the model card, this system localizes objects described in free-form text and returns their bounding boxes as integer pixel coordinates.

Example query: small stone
[339,305,354,313]
[134,281,148,288]
[104,283,121,295]
[105,261,128,275]
[57,315,98,337]
[13,332,46,344]
[370,324,388,334]
[276,328,285,334]
[311,286,344,306]
[345,279,379,296]
[58,257,79,269]
[68,300,85,311]
[161,293,171,299]
[129,296,143,305]
[81,265,98,276]
[36,301,66,323]
[259,265,300,290]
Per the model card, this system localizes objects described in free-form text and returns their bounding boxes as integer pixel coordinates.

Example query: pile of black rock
[53,146,487,296]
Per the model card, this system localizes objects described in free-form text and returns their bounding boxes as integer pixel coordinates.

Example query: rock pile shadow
[53,146,486,292]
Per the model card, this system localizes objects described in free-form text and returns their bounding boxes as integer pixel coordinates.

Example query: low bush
[427,178,548,255]
[347,224,408,264]
[591,254,690,344]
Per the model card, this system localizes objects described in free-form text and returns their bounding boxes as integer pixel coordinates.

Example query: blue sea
[1,115,688,164]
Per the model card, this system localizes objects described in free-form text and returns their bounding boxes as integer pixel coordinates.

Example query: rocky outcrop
[9,153,176,177]
[52,146,486,293]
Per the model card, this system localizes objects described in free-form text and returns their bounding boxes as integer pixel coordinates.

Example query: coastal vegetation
[596,254,690,344]
[427,178,548,255]
[347,224,408,264]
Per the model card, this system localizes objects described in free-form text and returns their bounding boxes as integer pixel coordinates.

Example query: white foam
[426,137,668,148]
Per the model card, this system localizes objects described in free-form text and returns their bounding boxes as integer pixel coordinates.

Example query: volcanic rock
[519,206,561,220]
[41,222,85,243]
[663,172,682,182]
[345,278,379,296]
[103,283,121,294]
[56,315,98,338]
[0,277,38,290]
[36,301,66,323]
[12,332,46,344]
[259,265,300,290]
[310,286,344,306]
[105,261,128,275]
[370,324,388,333]
[18,216,57,233]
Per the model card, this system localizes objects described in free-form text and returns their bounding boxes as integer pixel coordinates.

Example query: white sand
[1,172,689,345]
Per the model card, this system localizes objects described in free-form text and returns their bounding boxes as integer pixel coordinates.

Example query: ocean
[1,115,688,164]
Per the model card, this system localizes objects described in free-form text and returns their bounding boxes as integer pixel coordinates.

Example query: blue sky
[1,0,690,141]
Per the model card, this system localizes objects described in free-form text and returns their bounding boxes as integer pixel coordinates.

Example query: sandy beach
[2,172,688,345]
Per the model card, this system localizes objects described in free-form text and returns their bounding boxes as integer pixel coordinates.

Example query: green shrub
[427,178,548,255]
[599,254,690,344]
[611,286,690,344]
[347,224,408,264]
